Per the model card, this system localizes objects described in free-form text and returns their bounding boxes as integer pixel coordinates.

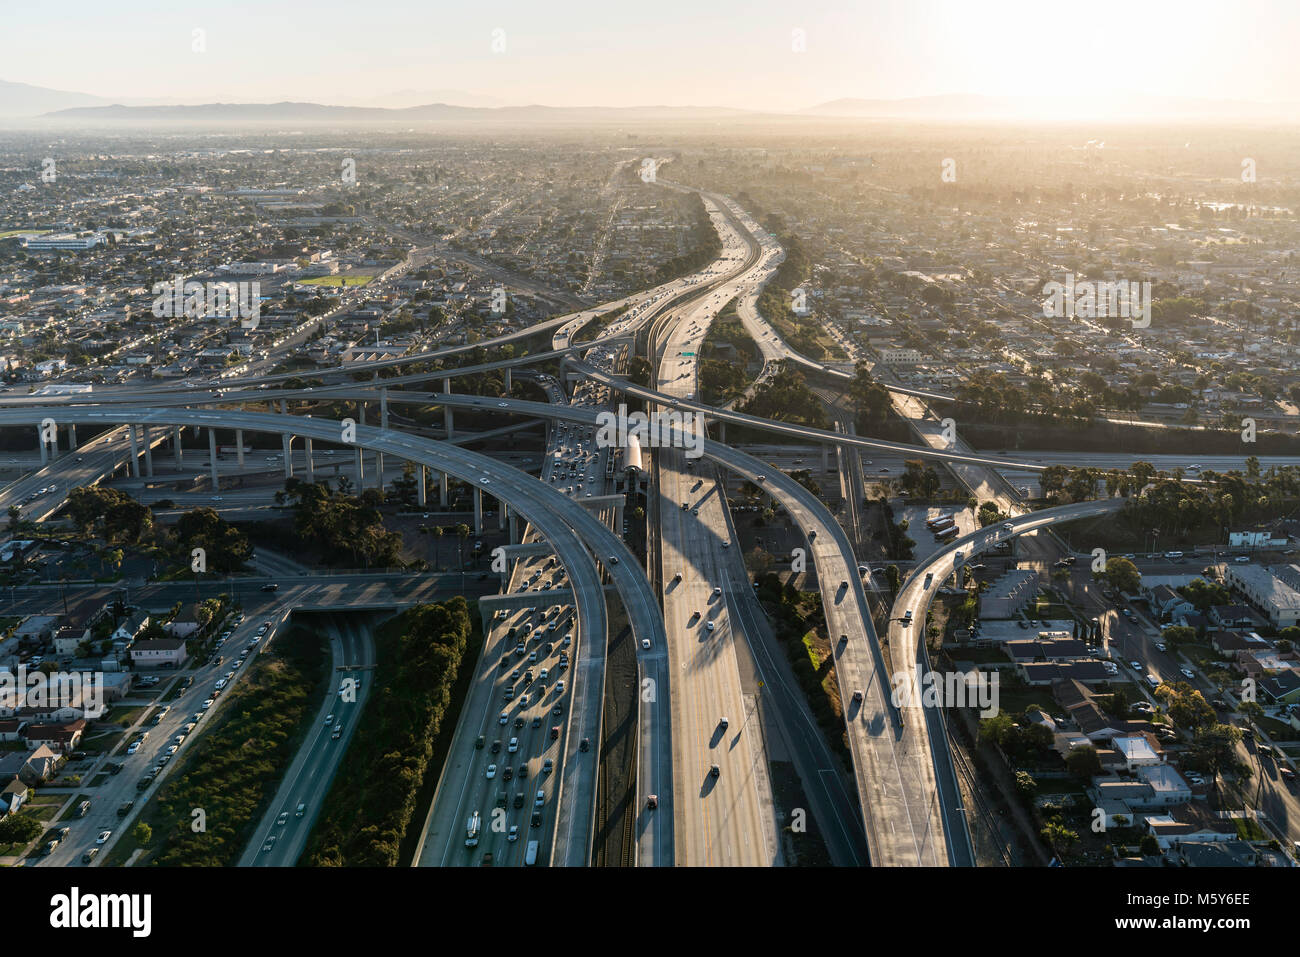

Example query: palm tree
[433,525,445,569]
[455,524,471,571]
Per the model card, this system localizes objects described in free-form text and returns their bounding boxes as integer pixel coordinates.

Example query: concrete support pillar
[442,378,453,439]
[473,486,483,535]
[68,424,77,451]
[279,399,287,415]
[143,426,154,478]
[305,438,314,482]
[377,390,388,482]
[174,427,183,468]
[504,367,512,392]
[823,444,830,473]
[358,404,368,489]
[127,426,139,477]
[235,429,245,468]
[38,426,49,467]
[440,472,449,507]
[498,498,506,530]
[282,433,293,478]
[208,428,218,489]
[417,465,427,506]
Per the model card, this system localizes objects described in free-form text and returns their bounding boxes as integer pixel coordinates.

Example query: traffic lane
[50,611,285,866]
[249,615,371,866]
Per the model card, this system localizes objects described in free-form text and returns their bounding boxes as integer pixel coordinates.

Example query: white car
[706,621,715,632]
[96,830,112,844]
[641,638,650,650]
[486,764,497,779]
[499,711,508,724]
[1180,668,1196,680]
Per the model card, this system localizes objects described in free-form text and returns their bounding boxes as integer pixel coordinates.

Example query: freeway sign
[680,351,695,356]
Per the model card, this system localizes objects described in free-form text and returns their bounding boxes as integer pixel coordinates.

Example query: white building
[22,233,102,251]
[1224,564,1300,629]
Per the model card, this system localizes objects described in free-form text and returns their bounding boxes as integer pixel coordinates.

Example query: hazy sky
[7,0,1299,111]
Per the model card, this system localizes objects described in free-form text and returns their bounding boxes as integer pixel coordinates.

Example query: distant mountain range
[33,100,750,127]
[0,78,110,117]
[2,77,1297,125]
[803,93,1300,121]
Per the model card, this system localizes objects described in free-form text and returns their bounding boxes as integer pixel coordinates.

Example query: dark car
[514,792,525,809]
[579,738,590,752]
[261,583,279,592]
[531,811,543,828]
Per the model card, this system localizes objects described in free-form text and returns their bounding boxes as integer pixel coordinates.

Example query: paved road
[653,209,782,865]
[241,613,374,866]
[886,497,1127,866]
[37,605,291,867]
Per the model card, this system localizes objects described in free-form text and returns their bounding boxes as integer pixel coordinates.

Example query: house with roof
[1018,660,1111,686]
[1143,813,1236,850]
[1136,763,1192,805]
[1112,732,1166,770]
[21,719,85,754]
[1148,584,1194,622]
[52,625,90,658]
[1260,671,1300,706]
[0,777,29,817]
[1211,604,1259,629]
[19,743,61,784]
[111,610,150,645]
[1173,840,1260,866]
[130,638,188,669]
[1209,629,1272,661]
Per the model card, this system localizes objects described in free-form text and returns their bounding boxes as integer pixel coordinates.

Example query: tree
[390,462,419,506]
[0,813,43,843]
[6,505,18,532]
[1139,834,1160,856]
[1040,819,1079,855]
[433,525,445,569]
[175,507,252,573]
[884,564,901,597]
[1179,578,1231,613]
[133,821,152,845]
[1188,723,1244,785]
[1014,770,1037,800]
[980,712,1016,750]
[1154,682,1215,731]
[1101,556,1141,594]
[1065,745,1102,779]
[455,524,471,569]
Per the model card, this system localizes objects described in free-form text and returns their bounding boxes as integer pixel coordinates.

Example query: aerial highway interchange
[8,171,1290,872]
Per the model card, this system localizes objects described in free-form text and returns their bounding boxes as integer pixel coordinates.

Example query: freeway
[886,497,1128,867]
[38,606,291,868]
[241,613,374,866]
[274,388,900,863]
[0,404,669,866]
[651,198,782,866]
[0,425,144,524]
